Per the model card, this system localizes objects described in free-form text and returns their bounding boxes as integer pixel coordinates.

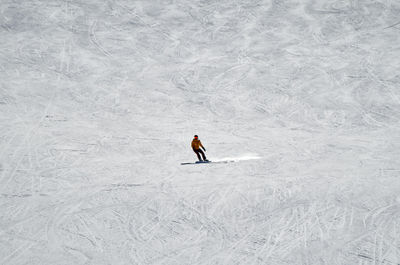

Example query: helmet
[194,135,198,138]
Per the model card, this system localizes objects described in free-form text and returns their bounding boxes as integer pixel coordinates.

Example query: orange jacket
[191,139,204,150]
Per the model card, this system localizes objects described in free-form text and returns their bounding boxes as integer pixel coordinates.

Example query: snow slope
[1,0,400,264]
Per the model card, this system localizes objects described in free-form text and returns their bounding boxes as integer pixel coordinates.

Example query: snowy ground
[1,0,400,264]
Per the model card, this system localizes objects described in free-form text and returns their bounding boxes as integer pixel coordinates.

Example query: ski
[180,160,235,165]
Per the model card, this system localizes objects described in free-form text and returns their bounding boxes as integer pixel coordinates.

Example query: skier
[191,135,208,162]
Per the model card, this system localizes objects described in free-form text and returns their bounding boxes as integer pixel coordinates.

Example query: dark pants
[193,149,207,161]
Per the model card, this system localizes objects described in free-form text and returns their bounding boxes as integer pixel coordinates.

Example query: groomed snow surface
[1,0,400,264]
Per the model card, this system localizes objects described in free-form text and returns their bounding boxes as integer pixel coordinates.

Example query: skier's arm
[200,141,206,151]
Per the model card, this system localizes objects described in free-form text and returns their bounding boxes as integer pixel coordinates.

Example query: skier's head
[194,135,198,139]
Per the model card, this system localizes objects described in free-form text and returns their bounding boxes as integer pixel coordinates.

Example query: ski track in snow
[1,0,400,264]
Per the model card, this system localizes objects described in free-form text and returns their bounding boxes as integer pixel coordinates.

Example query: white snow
[212,154,261,162]
[1,0,400,264]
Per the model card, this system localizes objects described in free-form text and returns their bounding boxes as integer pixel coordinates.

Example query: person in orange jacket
[191,135,208,162]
